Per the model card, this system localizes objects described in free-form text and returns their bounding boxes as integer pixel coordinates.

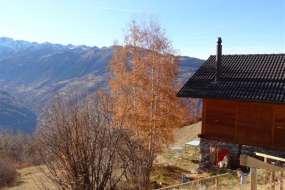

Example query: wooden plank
[255,152,285,163]
[237,102,272,146]
[202,99,207,135]
[203,99,236,141]
[234,101,238,143]
[274,105,285,129]
[275,128,285,148]
[273,105,285,149]
[272,105,276,147]
[271,105,285,150]
[202,99,285,150]
[240,155,285,171]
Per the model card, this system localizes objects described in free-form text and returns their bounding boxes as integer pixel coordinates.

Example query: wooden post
[251,168,257,190]
[270,171,272,189]
[240,154,285,190]
[280,172,283,190]
[215,177,219,190]
[271,172,275,190]
[264,157,269,185]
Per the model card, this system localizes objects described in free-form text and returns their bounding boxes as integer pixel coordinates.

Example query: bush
[0,132,40,165]
[0,159,17,187]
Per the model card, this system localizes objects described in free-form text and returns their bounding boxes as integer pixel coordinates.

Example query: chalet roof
[177,54,285,104]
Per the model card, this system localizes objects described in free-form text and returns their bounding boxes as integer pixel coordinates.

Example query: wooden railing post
[215,176,219,190]
[271,171,275,190]
[280,171,283,190]
[251,168,257,190]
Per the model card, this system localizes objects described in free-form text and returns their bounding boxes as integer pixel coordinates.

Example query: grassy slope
[3,122,202,190]
[7,122,274,189]
[152,122,204,186]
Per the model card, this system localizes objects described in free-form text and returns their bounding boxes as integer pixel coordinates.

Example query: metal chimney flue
[216,37,222,81]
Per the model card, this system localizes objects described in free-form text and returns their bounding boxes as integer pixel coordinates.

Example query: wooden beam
[255,152,285,163]
[240,155,285,171]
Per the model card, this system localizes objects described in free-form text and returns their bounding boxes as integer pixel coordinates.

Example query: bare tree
[37,94,150,190]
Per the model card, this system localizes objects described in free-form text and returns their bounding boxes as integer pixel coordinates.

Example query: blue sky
[0,0,284,58]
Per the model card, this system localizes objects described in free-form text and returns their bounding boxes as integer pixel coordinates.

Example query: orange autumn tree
[109,21,188,188]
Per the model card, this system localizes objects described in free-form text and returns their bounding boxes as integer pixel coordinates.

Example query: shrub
[0,158,17,187]
[0,132,40,165]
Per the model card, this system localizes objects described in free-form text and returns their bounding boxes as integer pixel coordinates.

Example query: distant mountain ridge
[0,37,204,132]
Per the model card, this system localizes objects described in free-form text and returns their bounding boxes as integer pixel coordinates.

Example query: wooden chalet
[178,38,285,166]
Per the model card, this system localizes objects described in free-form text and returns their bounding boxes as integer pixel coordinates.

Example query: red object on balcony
[216,149,230,165]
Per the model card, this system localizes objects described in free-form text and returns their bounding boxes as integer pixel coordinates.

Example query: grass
[151,122,209,187]
[2,166,58,190]
[151,165,191,186]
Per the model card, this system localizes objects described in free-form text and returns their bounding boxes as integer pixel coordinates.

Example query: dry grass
[152,122,206,187]
[0,159,17,188]
[173,122,201,146]
[3,122,202,190]
[3,166,58,190]
[5,122,281,189]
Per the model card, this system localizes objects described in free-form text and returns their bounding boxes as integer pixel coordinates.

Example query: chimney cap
[217,37,222,44]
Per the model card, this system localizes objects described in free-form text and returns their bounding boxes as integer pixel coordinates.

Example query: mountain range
[0,37,204,133]
[0,91,36,132]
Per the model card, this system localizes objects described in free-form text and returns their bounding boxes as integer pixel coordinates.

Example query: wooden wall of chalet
[202,99,285,151]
